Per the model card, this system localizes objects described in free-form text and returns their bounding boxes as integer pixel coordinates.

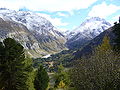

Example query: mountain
[0,17,41,57]
[73,26,114,59]
[44,26,114,69]
[66,17,111,49]
[0,8,67,58]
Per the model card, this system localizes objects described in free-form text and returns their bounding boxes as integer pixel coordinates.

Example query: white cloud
[57,12,69,17]
[0,0,97,12]
[0,0,25,10]
[37,13,69,27]
[88,2,120,18]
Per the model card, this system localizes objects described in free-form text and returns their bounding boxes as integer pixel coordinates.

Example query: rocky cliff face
[0,8,67,58]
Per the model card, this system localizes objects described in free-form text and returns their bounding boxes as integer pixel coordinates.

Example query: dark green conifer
[34,65,49,90]
[113,23,120,52]
[0,38,32,90]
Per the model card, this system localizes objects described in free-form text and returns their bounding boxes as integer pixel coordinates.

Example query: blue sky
[0,0,120,32]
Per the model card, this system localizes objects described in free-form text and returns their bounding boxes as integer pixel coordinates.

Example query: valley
[0,8,67,58]
[0,8,112,59]
[0,7,120,90]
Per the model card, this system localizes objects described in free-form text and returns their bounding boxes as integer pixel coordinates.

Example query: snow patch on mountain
[0,8,67,57]
[66,17,111,49]
[67,17,111,39]
[0,9,65,38]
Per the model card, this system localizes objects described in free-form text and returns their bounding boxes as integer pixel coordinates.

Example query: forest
[0,21,120,90]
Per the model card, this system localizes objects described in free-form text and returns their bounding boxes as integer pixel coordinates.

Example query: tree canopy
[70,36,120,90]
[0,38,33,90]
[34,65,49,90]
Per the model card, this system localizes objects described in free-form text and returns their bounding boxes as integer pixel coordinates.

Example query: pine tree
[34,65,49,90]
[113,23,120,52]
[25,57,35,90]
[0,42,5,89]
[0,38,32,90]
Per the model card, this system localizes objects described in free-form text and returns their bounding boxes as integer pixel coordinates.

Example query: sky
[0,0,120,32]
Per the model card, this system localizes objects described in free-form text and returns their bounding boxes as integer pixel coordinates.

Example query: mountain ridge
[73,26,114,59]
[0,8,113,58]
[66,17,111,49]
[0,9,67,58]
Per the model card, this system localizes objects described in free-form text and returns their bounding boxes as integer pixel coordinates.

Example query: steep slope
[0,8,67,58]
[45,26,114,68]
[73,26,114,59]
[66,17,111,49]
[0,17,42,57]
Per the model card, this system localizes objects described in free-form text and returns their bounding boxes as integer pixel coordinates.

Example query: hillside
[39,25,115,69]
[73,26,114,59]
[0,8,67,58]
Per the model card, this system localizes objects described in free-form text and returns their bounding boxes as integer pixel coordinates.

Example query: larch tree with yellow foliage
[71,36,120,90]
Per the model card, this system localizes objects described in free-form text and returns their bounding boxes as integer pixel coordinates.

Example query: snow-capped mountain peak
[0,9,67,57]
[66,17,111,49]
[67,17,111,39]
[0,9,65,37]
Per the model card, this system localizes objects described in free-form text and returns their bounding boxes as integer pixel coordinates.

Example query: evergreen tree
[113,23,120,52]
[54,64,70,88]
[0,38,32,90]
[0,42,5,89]
[25,57,35,90]
[34,65,49,90]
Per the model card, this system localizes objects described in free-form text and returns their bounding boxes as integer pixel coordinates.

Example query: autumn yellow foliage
[57,80,66,88]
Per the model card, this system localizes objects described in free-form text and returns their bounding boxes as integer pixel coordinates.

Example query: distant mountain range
[66,17,111,49]
[73,26,115,59]
[43,24,115,69]
[0,8,112,58]
[0,8,67,58]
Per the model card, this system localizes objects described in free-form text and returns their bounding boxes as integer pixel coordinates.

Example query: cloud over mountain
[0,0,97,12]
[88,2,120,18]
